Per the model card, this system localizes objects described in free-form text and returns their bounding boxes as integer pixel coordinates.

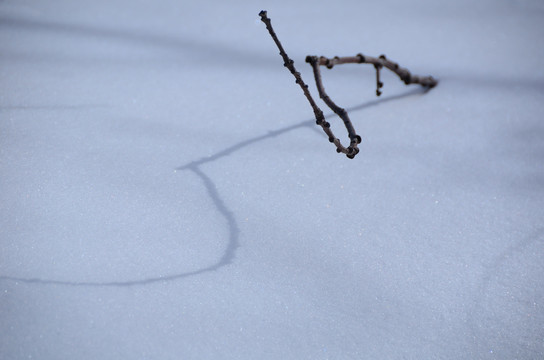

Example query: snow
[1,0,543,359]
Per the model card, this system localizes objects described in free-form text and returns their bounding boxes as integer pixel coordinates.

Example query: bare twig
[259,10,360,157]
[305,56,361,157]
[312,54,437,92]
[259,10,437,159]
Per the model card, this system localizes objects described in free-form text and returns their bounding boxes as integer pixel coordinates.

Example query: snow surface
[1,0,543,359]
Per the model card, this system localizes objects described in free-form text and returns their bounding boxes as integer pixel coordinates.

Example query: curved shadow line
[177,121,314,170]
[0,166,239,287]
[178,87,426,169]
[0,87,424,287]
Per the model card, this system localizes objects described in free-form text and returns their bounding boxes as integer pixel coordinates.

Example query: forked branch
[311,54,437,92]
[259,10,437,159]
[258,10,358,157]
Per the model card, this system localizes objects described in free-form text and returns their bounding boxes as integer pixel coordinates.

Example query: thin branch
[257,12,323,125]
[314,54,438,90]
[259,10,438,159]
[259,10,360,158]
[306,56,361,157]
[374,62,383,96]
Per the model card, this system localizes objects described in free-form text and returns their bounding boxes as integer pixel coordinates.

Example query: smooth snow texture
[1,0,543,359]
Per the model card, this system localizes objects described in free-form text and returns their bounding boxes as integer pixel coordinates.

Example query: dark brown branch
[259,10,360,158]
[257,12,324,125]
[306,56,361,157]
[374,62,383,96]
[315,54,438,89]
[259,10,438,159]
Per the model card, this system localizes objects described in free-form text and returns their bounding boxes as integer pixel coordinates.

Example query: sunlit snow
[1,0,543,359]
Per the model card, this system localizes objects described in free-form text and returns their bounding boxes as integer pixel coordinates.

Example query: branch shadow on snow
[0,104,110,112]
[0,88,426,287]
[178,87,427,169]
[0,15,276,68]
[0,167,239,287]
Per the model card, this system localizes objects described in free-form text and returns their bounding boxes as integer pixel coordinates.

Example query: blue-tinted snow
[1,0,543,359]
